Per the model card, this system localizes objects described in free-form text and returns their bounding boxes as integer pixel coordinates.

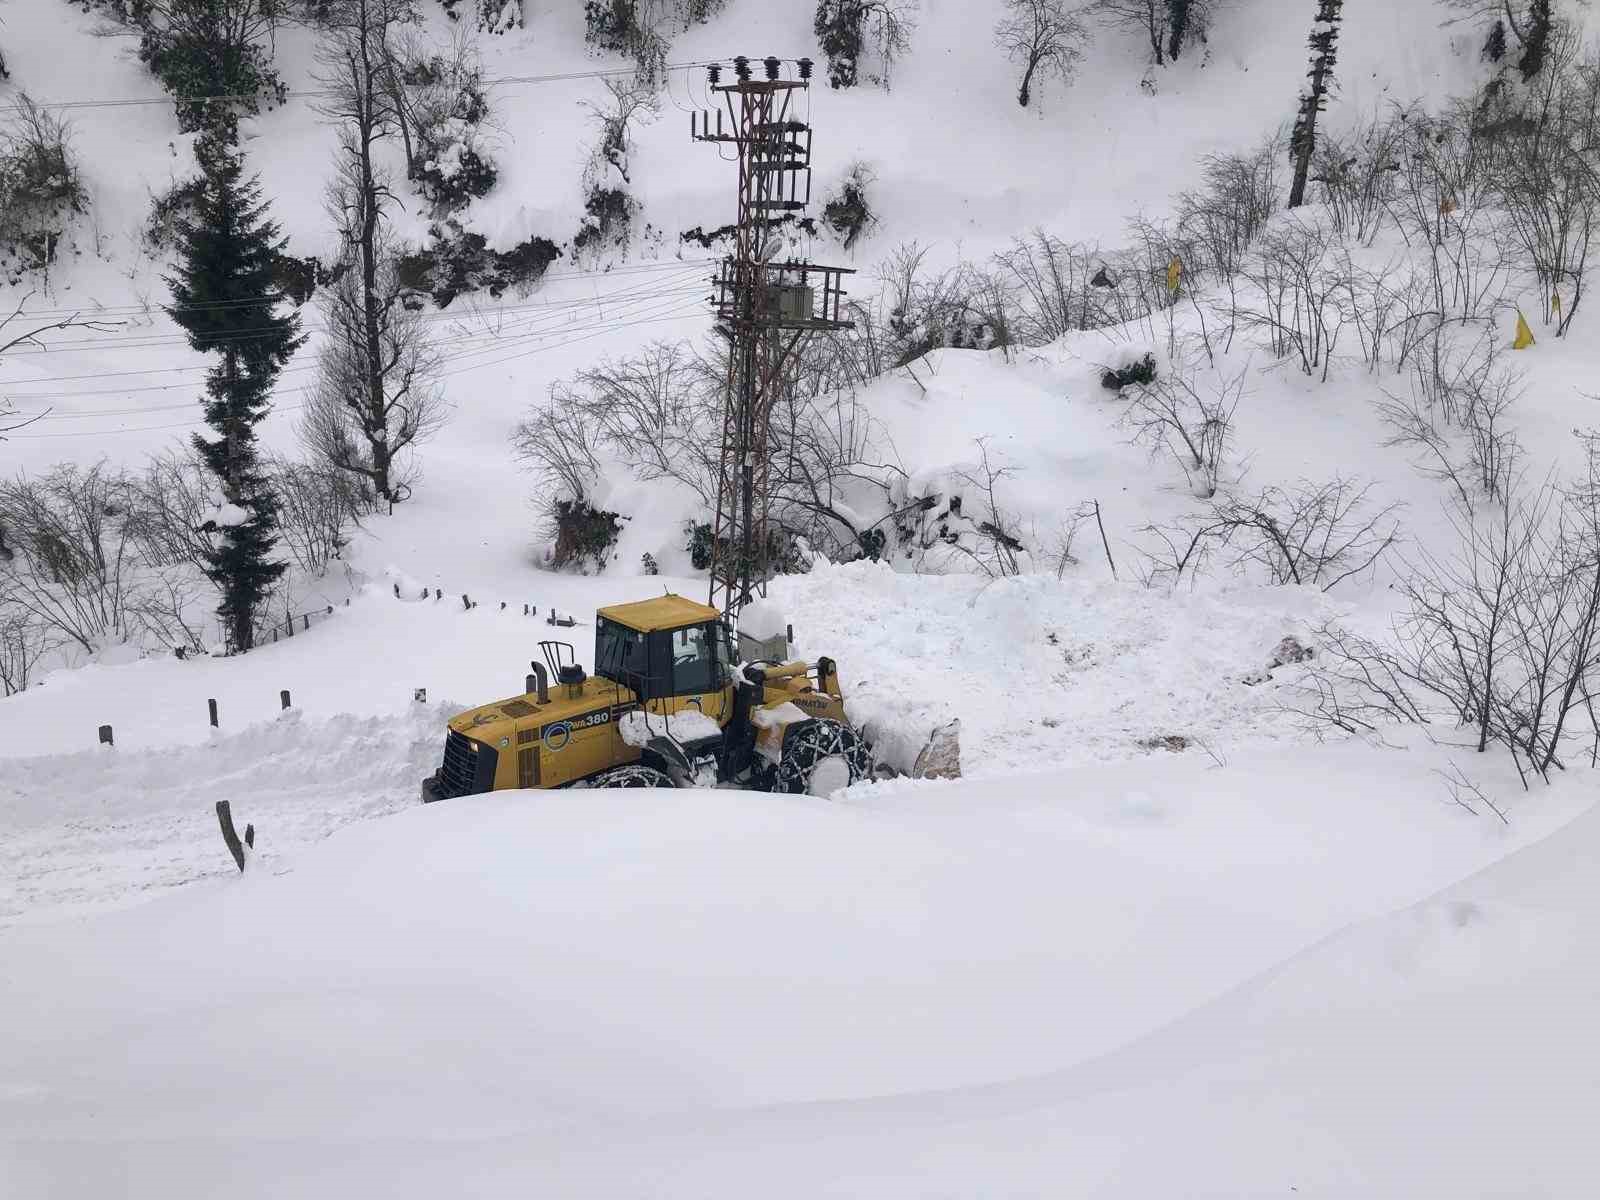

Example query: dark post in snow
[280,689,292,711]
[208,698,219,728]
[1288,0,1344,209]
[215,800,255,873]
[98,724,114,747]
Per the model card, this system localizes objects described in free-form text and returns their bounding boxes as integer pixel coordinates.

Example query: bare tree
[269,455,371,576]
[995,0,1086,108]
[0,463,146,655]
[1122,348,1245,498]
[1218,478,1401,590]
[0,296,120,446]
[0,608,54,695]
[301,240,447,507]
[1489,32,1599,335]
[582,74,659,187]
[1087,0,1169,65]
[310,0,442,506]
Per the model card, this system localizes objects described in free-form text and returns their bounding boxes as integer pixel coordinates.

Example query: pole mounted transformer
[692,55,855,624]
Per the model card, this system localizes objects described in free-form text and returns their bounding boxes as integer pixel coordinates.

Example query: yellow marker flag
[1166,256,1183,297]
[1513,310,1536,350]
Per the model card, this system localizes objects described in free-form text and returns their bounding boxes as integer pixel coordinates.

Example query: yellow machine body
[425,593,850,798]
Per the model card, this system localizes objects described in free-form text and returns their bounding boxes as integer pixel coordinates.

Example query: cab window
[595,619,648,686]
[648,623,724,696]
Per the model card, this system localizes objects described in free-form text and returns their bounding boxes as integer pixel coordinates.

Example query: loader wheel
[592,764,675,788]
[773,719,874,797]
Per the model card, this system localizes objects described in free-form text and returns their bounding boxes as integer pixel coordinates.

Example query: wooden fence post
[215,800,254,873]
[208,698,219,728]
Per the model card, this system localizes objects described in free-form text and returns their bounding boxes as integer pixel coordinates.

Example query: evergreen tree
[1519,0,1552,80]
[1483,17,1508,63]
[1288,0,1343,209]
[815,0,865,89]
[165,135,304,651]
[1166,0,1192,60]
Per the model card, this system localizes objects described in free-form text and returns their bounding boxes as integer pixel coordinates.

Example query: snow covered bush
[437,0,522,31]
[398,222,560,306]
[0,95,86,271]
[573,185,638,258]
[1100,349,1157,391]
[548,499,623,574]
[573,76,658,261]
[814,0,916,90]
[399,36,499,211]
[822,161,878,251]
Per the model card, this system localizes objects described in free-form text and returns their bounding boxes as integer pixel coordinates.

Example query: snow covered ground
[6,0,1600,1193]
[3,743,1595,1197]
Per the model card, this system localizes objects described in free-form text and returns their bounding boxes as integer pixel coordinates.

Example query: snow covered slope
[2,749,1594,1197]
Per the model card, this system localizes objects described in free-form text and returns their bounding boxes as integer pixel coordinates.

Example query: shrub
[822,162,877,251]
[143,174,206,252]
[573,185,636,256]
[1101,352,1157,391]
[398,223,560,306]
[550,499,622,573]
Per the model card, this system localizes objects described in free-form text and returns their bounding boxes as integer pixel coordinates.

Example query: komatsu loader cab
[421,593,874,801]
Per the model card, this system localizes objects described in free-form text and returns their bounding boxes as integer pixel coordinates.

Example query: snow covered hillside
[7,0,1600,1194]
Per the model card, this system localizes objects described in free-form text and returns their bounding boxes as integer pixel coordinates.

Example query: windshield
[594,618,648,685]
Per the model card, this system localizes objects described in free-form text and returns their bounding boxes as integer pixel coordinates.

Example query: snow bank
[1,739,1592,1197]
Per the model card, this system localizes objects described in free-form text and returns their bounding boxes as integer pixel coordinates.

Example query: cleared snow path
[0,707,447,927]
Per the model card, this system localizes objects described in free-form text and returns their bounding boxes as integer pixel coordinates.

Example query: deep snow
[5,1,1600,1195]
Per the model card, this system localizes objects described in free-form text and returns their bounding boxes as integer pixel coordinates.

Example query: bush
[684,520,806,578]
[135,0,285,134]
[573,185,636,257]
[1101,352,1157,391]
[415,135,498,208]
[822,162,877,251]
[397,223,560,307]
[0,95,86,272]
[143,174,206,252]
[550,499,622,573]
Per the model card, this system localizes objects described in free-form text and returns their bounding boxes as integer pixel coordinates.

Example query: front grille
[439,730,481,798]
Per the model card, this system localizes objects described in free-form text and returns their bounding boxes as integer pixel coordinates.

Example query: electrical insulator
[763,57,781,81]
[733,55,750,80]
[708,62,722,85]
[796,57,813,82]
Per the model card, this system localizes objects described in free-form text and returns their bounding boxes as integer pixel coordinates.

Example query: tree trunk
[1018,55,1037,107]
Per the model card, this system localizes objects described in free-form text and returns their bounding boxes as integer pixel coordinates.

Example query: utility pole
[692,55,854,623]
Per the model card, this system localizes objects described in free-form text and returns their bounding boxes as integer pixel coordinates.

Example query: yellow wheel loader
[421,594,875,800]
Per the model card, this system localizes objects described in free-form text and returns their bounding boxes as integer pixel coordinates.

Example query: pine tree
[165,135,304,652]
[1166,0,1191,60]
[1483,17,1508,63]
[1519,0,1552,80]
[815,0,865,89]
[1288,0,1343,209]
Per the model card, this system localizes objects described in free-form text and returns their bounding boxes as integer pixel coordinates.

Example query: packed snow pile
[619,707,721,747]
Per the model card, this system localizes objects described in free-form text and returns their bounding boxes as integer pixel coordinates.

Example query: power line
[0,59,740,116]
[0,269,710,367]
[5,280,709,412]
[6,256,714,322]
[3,299,706,439]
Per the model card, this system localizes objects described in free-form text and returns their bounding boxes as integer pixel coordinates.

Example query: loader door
[648,622,733,725]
